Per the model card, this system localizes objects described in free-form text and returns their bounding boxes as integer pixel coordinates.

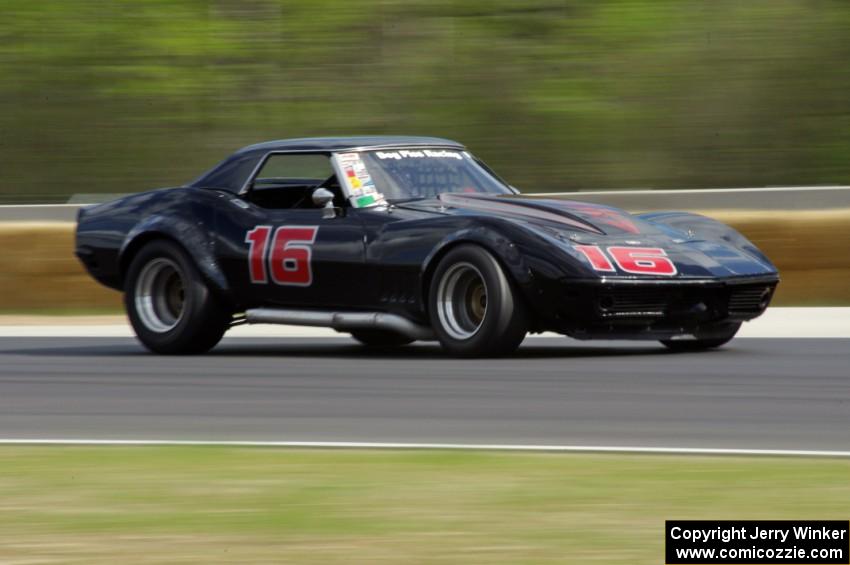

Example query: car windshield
[349,149,513,202]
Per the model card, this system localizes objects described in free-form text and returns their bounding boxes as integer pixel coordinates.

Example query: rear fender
[120,215,230,294]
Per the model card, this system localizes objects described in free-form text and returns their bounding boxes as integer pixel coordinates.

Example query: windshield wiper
[388,197,430,204]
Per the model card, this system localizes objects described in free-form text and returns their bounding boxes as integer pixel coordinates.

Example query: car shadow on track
[1,338,732,360]
[207,342,672,360]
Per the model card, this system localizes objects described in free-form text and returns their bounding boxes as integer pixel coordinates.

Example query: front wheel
[428,244,527,357]
[124,240,230,354]
[660,322,741,352]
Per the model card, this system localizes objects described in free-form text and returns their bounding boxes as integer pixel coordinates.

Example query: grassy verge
[2,209,850,312]
[1,447,848,563]
[0,223,120,311]
[0,307,123,316]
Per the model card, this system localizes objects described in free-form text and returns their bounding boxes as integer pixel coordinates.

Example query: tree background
[1,0,848,202]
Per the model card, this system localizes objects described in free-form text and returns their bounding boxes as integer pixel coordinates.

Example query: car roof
[190,136,468,191]
[235,136,465,155]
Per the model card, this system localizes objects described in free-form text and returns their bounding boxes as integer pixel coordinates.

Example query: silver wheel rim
[134,258,185,333]
[436,262,488,340]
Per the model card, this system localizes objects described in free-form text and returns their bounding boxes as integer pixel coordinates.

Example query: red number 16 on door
[245,225,320,286]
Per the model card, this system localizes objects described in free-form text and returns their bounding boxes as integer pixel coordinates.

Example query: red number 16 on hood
[574,245,677,275]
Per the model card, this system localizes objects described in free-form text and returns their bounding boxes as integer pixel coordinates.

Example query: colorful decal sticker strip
[336,152,385,208]
[355,194,377,207]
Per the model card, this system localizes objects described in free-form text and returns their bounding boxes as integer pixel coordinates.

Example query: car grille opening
[593,283,775,320]
[597,288,669,318]
[728,285,773,313]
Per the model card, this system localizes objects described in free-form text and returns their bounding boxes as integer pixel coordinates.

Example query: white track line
[0,438,848,458]
[0,186,846,209]
[536,185,850,196]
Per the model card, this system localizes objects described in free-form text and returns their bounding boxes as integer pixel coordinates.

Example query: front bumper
[538,275,779,340]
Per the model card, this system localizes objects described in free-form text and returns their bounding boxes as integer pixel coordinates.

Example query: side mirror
[312,187,334,207]
[312,188,339,218]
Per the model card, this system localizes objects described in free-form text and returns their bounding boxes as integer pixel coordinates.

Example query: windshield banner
[374,149,463,160]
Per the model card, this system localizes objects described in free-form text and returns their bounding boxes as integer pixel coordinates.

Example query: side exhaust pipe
[244,308,435,341]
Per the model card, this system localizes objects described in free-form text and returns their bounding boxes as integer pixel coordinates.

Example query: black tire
[660,322,741,352]
[350,329,414,348]
[428,244,527,357]
[124,240,230,354]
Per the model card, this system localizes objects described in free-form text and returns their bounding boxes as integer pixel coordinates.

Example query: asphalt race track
[0,336,848,451]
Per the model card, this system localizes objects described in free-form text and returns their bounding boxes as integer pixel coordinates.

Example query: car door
[214,152,370,309]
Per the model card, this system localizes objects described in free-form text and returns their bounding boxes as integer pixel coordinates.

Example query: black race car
[76,136,778,356]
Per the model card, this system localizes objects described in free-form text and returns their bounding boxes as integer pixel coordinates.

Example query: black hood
[397,193,660,236]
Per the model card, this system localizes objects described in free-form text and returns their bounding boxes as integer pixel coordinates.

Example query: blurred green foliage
[1,0,849,202]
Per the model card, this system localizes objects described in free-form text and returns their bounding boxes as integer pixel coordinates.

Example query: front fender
[419,221,573,320]
[639,211,777,270]
[421,226,529,286]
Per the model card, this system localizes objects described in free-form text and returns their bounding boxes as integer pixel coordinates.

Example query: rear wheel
[350,329,413,348]
[660,322,741,351]
[428,244,527,357]
[125,240,230,354]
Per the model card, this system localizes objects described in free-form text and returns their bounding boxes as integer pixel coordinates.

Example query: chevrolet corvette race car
[76,136,778,356]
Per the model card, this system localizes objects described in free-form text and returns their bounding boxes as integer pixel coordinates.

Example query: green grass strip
[1,446,848,563]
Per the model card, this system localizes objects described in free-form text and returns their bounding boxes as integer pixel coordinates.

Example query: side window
[248,154,341,209]
[194,154,261,191]
[256,154,333,184]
